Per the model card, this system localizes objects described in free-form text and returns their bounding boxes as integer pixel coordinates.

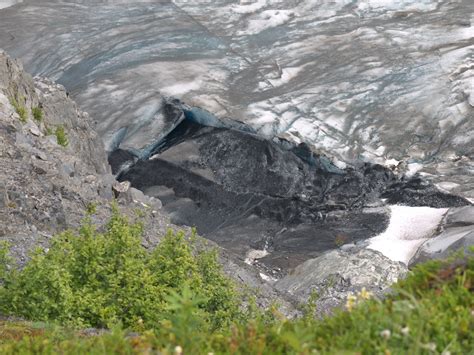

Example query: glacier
[0,0,472,272]
[0,0,472,199]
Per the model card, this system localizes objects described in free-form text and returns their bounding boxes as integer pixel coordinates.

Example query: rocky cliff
[0,50,116,262]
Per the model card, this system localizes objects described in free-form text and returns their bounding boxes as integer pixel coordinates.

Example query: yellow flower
[345,294,357,311]
[358,287,373,300]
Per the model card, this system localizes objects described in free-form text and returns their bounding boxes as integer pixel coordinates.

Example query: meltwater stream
[0,0,472,274]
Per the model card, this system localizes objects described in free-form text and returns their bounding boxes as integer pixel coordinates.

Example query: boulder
[410,206,474,265]
[275,248,407,314]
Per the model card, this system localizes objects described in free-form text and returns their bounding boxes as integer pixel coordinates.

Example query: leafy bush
[54,125,68,147]
[0,207,241,334]
[9,97,27,123]
[32,106,43,122]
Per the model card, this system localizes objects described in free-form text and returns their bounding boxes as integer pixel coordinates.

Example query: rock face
[411,206,474,265]
[0,52,172,257]
[0,51,119,262]
[275,249,407,314]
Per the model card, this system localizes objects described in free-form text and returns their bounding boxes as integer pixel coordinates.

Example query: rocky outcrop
[411,206,474,265]
[0,50,174,262]
[275,248,407,315]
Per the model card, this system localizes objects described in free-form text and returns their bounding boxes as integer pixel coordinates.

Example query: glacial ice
[0,0,471,202]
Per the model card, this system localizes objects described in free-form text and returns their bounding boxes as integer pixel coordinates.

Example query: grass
[32,107,43,122]
[54,125,68,147]
[0,209,472,354]
[9,97,27,123]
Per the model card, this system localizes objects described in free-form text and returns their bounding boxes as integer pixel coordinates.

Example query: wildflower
[401,326,410,336]
[358,287,373,300]
[380,329,391,339]
[441,351,451,355]
[421,343,437,352]
[174,345,183,355]
[345,293,357,311]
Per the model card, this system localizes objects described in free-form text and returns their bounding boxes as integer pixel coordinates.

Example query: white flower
[380,329,391,339]
[174,345,183,355]
[422,343,437,352]
[401,326,410,336]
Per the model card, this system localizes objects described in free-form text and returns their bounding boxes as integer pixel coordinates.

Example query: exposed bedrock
[117,100,471,274]
[275,248,407,313]
[411,206,474,265]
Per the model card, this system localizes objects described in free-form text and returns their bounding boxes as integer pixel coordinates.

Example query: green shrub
[0,241,11,282]
[10,97,27,123]
[32,106,43,122]
[0,207,241,335]
[54,125,69,147]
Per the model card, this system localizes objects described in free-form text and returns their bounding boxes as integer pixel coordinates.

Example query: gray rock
[411,206,474,265]
[129,187,162,210]
[28,125,41,137]
[0,51,165,261]
[84,175,97,184]
[446,206,474,227]
[34,151,48,161]
[275,248,407,315]
[112,180,130,197]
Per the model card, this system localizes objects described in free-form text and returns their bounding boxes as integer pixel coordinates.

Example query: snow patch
[367,205,448,264]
